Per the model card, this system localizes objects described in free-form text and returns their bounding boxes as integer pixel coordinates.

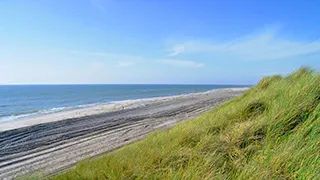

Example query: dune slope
[54,68,320,180]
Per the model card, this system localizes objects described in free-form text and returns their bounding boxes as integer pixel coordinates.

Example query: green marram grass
[52,67,320,180]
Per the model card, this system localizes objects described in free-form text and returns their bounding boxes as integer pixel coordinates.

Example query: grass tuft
[242,101,266,119]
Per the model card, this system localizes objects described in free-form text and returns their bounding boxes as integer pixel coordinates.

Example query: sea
[0,85,248,123]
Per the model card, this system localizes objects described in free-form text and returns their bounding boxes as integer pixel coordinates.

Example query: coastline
[0,88,248,179]
[0,87,248,132]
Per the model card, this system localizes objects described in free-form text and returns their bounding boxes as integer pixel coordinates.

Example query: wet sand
[0,88,247,179]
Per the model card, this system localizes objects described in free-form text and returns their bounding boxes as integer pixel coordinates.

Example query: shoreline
[0,88,248,179]
[0,88,248,132]
[0,85,249,124]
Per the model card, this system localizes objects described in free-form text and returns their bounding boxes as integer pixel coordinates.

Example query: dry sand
[0,88,247,179]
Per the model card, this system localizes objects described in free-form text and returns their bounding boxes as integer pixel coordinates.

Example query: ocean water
[0,85,248,123]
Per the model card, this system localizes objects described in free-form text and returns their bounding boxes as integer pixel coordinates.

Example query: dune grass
[53,68,320,180]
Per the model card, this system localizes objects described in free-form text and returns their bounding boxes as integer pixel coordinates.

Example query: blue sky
[1,0,320,85]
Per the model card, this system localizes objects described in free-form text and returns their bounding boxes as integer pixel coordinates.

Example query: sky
[1,0,320,85]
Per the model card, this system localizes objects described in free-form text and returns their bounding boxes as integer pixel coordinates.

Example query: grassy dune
[54,68,320,179]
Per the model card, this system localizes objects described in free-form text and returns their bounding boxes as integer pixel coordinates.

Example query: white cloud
[168,45,186,56]
[159,59,204,68]
[168,28,320,60]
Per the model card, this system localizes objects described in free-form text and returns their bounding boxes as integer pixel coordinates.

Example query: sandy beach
[0,88,247,179]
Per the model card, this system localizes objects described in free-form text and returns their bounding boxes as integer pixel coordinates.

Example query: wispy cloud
[168,27,320,60]
[159,59,204,68]
[168,45,186,56]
